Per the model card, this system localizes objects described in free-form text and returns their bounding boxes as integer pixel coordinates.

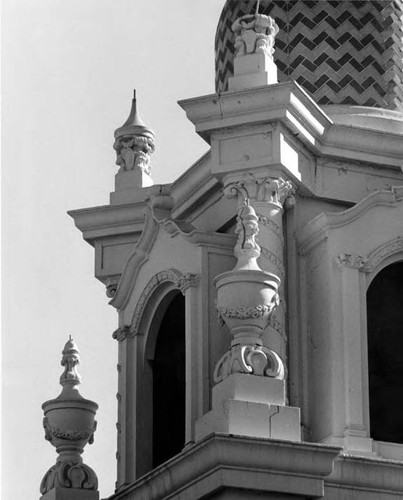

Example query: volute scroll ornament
[40,337,99,496]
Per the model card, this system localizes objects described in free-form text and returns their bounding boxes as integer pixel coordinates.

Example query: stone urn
[40,338,98,496]
[214,201,284,382]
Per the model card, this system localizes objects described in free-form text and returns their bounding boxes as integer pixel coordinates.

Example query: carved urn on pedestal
[40,337,99,499]
[214,200,284,382]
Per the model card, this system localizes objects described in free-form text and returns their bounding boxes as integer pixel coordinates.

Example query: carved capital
[224,174,294,207]
[214,343,284,382]
[232,14,279,57]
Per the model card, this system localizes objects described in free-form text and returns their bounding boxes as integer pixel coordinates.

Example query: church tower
[56,1,403,498]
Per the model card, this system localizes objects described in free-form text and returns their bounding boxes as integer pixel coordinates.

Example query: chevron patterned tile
[215,0,403,111]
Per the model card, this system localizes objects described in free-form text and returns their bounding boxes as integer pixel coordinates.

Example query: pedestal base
[110,169,152,205]
[196,373,301,442]
[40,487,99,500]
[228,53,278,92]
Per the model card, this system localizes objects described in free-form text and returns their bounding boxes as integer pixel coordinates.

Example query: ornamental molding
[298,186,403,256]
[113,269,200,342]
[258,214,283,242]
[110,208,158,310]
[336,238,403,273]
[364,238,403,272]
[259,246,285,277]
[336,253,368,270]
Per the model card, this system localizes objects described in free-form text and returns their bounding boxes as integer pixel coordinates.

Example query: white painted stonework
[66,8,403,500]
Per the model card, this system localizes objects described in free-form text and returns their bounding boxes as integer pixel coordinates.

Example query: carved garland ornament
[112,269,200,341]
[217,300,279,327]
[43,418,97,444]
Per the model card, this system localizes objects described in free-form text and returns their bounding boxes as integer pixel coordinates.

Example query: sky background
[2,1,226,498]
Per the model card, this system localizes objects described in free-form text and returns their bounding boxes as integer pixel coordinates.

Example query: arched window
[150,291,186,467]
[367,262,403,443]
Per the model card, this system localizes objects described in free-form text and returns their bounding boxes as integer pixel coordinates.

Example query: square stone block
[196,399,301,442]
[40,487,99,500]
[212,373,286,407]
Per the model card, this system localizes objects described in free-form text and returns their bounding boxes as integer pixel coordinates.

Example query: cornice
[179,81,330,152]
[68,202,147,244]
[109,434,341,500]
[297,186,403,255]
[179,81,403,169]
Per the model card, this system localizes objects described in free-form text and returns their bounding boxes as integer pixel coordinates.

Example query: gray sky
[2,1,226,497]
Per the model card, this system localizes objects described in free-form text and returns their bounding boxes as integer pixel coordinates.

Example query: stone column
[40,338,99,500]
[223,173,294,375]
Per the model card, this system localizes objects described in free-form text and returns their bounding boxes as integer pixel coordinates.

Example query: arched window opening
[151,292,185,468]
[367,262,403,443]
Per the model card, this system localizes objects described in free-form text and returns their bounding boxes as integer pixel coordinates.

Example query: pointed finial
[256,0,261,14]
[234,198,261,270]
[60,336,81,388]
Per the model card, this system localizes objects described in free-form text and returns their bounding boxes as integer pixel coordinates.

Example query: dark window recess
[367,262,403,444]
[152,293,186,467]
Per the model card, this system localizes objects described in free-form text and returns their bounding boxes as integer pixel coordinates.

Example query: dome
[215,0,403,111]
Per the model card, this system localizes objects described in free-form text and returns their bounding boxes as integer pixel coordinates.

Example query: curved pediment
[298,186,403,255]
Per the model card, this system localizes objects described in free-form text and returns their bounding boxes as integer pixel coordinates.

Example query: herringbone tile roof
[215,0,403,110]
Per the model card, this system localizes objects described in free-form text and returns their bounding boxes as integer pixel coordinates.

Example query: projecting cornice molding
[298,186,403,255]
[179,81,403,169]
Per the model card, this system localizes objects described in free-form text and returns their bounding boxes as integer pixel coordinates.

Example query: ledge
[179,81,403,169]
[108,434,341,500]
